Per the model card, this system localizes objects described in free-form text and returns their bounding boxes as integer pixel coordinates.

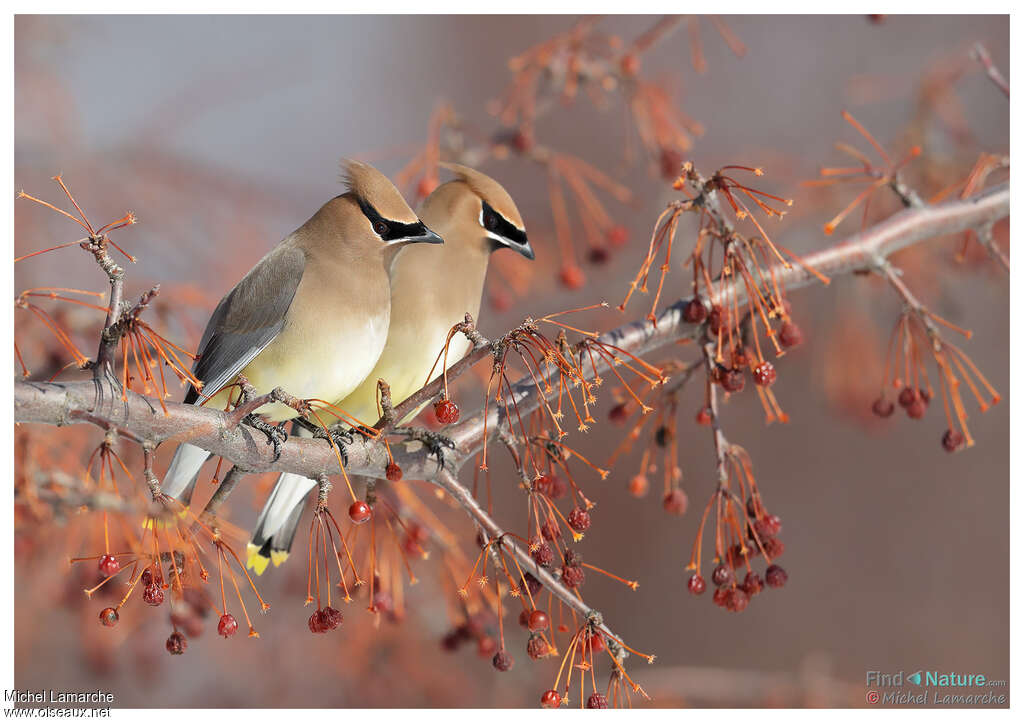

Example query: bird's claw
[313,426,352,467]
[395,427,456,471]
[243,414,288,462]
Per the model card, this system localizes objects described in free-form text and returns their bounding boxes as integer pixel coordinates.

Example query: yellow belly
[336,320,471,427]
[203,310,390,422]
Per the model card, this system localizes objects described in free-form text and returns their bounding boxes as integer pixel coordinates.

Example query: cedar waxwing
[246,164,533,573]
[161,160,443,506]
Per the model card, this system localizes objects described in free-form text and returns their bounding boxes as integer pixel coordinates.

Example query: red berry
[143,582,164,607]
[492,650,514,672]
[527,609,550,632]
[530,538,554,567]
[628,474,649,498]
[165,631,187,655]
[683,298,708,323]
[620,53,641,77]
[476,636,497,657]
[348,500,372,525]
[99,607,119,627]
[559,265,585,290]
[608,403,629,424]
[322,606,343,630]
[326,606,343,630]
[659,148,684,180]
[567,507,591,533]
[897,386,917,408]
[872,397,895,418]
[662,489,688,516]
[434,398,460,425]
[725,587,750,613]
[561,565,585,589]
[308,609,328,634]
[527,634,549,660]
[711,564,734,588]
[752,361,777,387]
[906,396,928,419]
[587,693,609,709]
[141,569,153,586]
[765,564,788,588]
[217,613,238,638]
[712,587,729,607]
[762,537,785,559]
[518,609,531,628]
[512,130,533,153]
[541,690,562,708]
[607,225,629,247]
[942,429,965,452]
[587,631,606,654]
[687,573,706,596]
[695,407,712,426]
[721,368,745,393]
[523,572,542,597]
[541,518,562,541]
[587,246,610,265]
[754,514,782,539]
[546,475,567,500]
[778,321,804,348]
[741,572,763,596]
[98,554,120,578]
[385,462,403,481]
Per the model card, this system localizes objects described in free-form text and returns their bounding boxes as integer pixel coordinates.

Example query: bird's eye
[373,220,389,236]
[484,213,498,230]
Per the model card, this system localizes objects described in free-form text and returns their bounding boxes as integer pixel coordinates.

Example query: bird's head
[426,163,534,260]
[342,159,443,249]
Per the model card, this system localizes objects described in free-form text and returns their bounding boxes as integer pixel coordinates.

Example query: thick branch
[14,182,1009,483]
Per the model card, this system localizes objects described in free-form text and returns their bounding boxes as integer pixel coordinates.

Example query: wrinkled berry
[567,507,591,532]
[492,650,514,671]
[217,613,238,638]
[165,631,187,655]
[765,564,788,588]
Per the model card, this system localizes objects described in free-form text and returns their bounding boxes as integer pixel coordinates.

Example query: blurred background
[14,15,1008,708]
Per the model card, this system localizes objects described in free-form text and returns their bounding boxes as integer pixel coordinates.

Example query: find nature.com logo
[864,670,1007,706]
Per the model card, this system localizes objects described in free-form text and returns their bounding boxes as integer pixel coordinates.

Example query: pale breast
[241,309,390,422]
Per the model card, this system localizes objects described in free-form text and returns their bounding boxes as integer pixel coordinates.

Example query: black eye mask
[358,198,430,242]
[482,200,528,247]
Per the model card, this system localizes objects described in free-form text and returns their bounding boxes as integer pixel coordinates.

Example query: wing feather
[184,244,306,404]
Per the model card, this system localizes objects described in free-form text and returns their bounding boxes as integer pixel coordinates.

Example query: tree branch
[14,182,1008,484]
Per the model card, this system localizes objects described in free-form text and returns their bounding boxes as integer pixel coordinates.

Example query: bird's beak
[515,239,535,260]
[395,225,444,246]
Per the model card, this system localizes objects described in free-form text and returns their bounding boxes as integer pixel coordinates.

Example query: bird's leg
[394,427,456,471]
[242,414,289,462]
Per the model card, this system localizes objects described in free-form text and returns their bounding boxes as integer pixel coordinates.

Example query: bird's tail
[246,425,318,575]
[162,443,212,506]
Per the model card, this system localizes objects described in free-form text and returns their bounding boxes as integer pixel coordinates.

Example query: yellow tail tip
[246,542,270,576]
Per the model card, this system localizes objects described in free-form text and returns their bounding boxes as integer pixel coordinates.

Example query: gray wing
[184,244,306,405]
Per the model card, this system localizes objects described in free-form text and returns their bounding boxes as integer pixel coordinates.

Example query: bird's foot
[394,427,456,471]
[312,426,353,467]
[243,414,288,462]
